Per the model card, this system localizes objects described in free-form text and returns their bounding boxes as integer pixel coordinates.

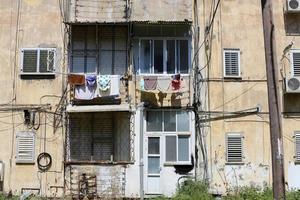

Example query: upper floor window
[21,48,56,74]
[138,39,190,74]
[223,49,241,78]
[71,25,127,75]
[290,50,300,77]
[133,24,191,75]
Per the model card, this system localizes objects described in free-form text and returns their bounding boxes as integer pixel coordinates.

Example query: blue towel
[86,75,97,86]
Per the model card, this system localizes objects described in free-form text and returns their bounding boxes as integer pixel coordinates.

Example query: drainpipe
[139,106,144,199]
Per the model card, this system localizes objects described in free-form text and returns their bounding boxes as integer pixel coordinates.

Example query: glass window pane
[167,40,176,74]
[166,136,177,162]
[140,40,151,73]
[72,55,84,73]
[148,157,160,174]
[154,40,163,74]
[164,111,176,131]
[148,137,160,154]
[178,136,189,161]
[177,111,189,131]
[177,40,189,73]
[39,50,48,73]
[87,56,97,73]
[100,51,112,75]
[147,111,162,132]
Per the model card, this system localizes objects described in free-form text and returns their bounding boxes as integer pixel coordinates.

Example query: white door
[145,136,161,194]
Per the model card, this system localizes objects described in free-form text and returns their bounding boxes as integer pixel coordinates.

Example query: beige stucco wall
[67,0,192,23]
[199,0,300,194]
[0,0,65,197]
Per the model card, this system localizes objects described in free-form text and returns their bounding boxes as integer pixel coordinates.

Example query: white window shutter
[224,49,240,77]
[21,48,56,74]
[16,132,35,163]
[292,52,300,77]
[226,133,243,163]
[295,132,300,162]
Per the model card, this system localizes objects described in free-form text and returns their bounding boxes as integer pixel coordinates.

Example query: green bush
[223,186,273,200]
[286,189,300,200]
[173,180,214,200]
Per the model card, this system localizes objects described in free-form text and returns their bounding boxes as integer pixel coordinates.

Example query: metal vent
[224,49,240,77]
[290,0,299,9]
[16,132,35,163]
[293,52,300,76]
[288,78,300,90]
[226,134,243,163]
[295,132,300,161]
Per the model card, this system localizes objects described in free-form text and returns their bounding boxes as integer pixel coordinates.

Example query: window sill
[16,161,35,165]
[65,160,134,165]
[138,73,190,77]
[225,162,244,165]
[20,73,55,80]
[224,76,242,80]
[295,161,300,165]
[164,162,192,166]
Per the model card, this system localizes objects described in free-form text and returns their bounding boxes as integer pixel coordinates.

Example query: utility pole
[261,0,286,199]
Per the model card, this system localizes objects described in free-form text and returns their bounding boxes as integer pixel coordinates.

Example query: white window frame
[145,110,192,165]
[294,131,300,163]
[137,38,191,75]
[223,48,241,78]
[290,49,300,77]
[20,48,56,75]
[16,131,35,164]
[226,133,244,164]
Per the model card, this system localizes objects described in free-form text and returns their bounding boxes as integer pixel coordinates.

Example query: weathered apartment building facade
[0,0,300,198]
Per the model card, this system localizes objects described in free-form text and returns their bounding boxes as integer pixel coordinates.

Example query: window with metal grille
[291,50,300,77]
[16,132,35,163]
[223,49,241,77]
[71,25,128,75]
[68,112,130,162]
[295,132,300,162]
[226,133,243,163]
[21,48,56,74]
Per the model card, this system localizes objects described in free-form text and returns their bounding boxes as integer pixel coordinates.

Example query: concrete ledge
[66,104,131,113]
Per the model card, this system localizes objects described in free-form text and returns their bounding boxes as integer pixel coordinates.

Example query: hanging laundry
[97,75,111,91]
[86,75,97,87]
[98,75,120,97]
[144,76,158,90]
[171,74,181,91]
[140,78,145,90]
[109,75,120,96]
[157,76,171,92]
[68,74,85,85]
[74,85,97,100]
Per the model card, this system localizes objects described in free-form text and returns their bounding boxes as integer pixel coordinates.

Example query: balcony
[68,25,129,106]
[66,0,192,23]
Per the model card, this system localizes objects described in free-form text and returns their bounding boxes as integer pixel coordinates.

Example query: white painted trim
[20,48,57,74]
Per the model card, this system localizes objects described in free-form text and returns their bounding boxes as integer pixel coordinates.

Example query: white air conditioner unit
[285,77,300,93]
[287,0,300,12]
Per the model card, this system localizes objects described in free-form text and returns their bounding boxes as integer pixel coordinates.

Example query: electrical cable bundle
[37,152,52,172]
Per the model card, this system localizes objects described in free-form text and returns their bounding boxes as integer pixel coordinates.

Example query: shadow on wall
[141,91,182,107]
[284,13,300,35]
